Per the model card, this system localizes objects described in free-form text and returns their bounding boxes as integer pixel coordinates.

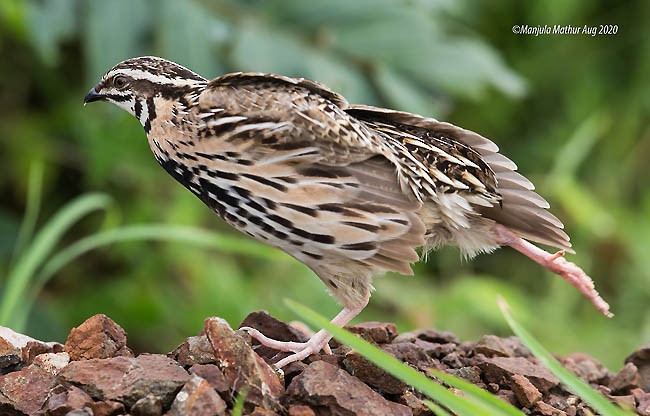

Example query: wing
[182,74,427,292]
[345,105,572,252]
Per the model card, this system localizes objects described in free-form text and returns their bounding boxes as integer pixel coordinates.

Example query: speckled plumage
[85,56,611,368]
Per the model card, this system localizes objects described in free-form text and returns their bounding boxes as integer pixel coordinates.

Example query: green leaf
[285,299,524,416]
[0,193,112,328]
[498,297,633,416]
[12,162,43,264]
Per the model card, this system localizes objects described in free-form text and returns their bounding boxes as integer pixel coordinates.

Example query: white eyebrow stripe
[106,68,204,87]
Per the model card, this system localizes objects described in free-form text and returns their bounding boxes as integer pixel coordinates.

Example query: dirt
[0,312,648,415]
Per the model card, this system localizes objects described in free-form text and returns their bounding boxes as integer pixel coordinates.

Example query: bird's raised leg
[493,223,612,317]
[240,296,369,369]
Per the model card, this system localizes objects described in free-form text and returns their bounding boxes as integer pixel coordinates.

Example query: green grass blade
[285,299,524,416]
[36,224,282,289]
[6,224,286,329]
[231,388,247,416]
[12,162,44,263]
[431,370,523,416]
[0,193,112,327]
[498,297,633,416]
[424,400,453,416]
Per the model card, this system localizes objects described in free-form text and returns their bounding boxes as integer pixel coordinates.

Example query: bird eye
[113,76,128,89]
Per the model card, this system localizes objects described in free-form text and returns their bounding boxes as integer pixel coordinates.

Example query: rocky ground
[0,312,648,416]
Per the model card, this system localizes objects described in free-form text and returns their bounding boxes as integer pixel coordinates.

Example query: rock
[509,374,542,408]
[496,389,517,406]
[64,314,133,361]
[610,362,641,394]
[561,353,611,384]
[287,405,316,416]
[448,366,482,385]
[481,356,559,393]
[239,311,309,361]
[249,408,281,416]
[399,391,431,416]
[33,352,70,374]
[58,354,190,407]
[475,335,514,357]
[413,340,456,359]
[0,326,63,371]
[131,394,163,416]
[535,401,567,416]
[0,361,57,415]
[39,385,93,416]
[65,409,93,416]
[188,364,229,393]
[346,321,398,344]
[631,387,650,415]
[393,328,459,344]
[169,335,216,367]
[89,400,125,416]
[166,374,226,416]
[204,317,283,410]
[0,337,22,374]
[285,360,412,416]
[626,343,650,391]
[441,351,465,369]
[383,342,441,373]
[342,350,407,394]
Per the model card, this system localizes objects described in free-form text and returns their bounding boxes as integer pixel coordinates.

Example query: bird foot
[494,224,613,317]
[240,327,333,368]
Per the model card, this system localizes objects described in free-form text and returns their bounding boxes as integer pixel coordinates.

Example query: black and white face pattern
[85,56,207,129]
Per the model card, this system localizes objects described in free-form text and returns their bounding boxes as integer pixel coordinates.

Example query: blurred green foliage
[0,0,648,369]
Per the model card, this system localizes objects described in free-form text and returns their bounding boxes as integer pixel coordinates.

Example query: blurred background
[1,0,648,369]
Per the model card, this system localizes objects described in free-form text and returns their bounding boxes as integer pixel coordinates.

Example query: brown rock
[131,394,163,416]
[342,350,407,394]
[239,311,309,361]
[509,374,542,408]
[288,405,316,416]
[0,326,63,371]
[626,343,650,392]
[383,342,441,373]
[610,362,642,393]
[58,354,190,407]
[249,408,280,416]
[496,389,517,406]
[535,401,567,416]
[0,336,22,373]
[169,335,216,367]
[481,356,559,393]
[188,364,229,393]
[33,352,70,375]
[561,353,611,384]
[89,400,125,416]
[64,314,133,361]
[167,374,226,416]
[448,366,482,385]
[441,351,465,369]
[399,391,431,416]
[285,360,412,416]
[346,322,398,344]
[0,361,56,415]
[393,328,459,344]
[39,385,93,416]
[475,335,514,357]
[205,317,283,410]
[413,340,456,359]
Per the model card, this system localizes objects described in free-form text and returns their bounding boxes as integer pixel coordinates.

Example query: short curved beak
[83,86,105,105]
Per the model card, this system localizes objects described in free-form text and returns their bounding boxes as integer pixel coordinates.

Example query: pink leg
[240,296,369,369]
[494,224,612,317]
